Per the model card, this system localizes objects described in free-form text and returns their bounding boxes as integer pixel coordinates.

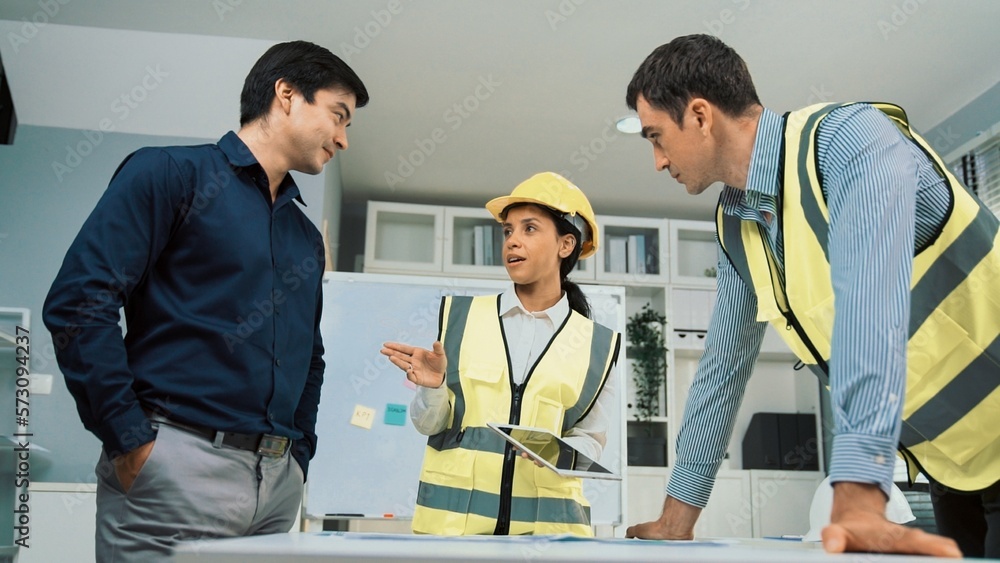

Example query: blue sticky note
[384,404,407,426]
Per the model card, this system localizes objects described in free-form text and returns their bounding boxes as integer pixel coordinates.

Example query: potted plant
[626,303,668,466]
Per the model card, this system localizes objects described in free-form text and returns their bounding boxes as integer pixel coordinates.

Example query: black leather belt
[147,413,290,458]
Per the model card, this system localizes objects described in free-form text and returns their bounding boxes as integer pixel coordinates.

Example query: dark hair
[626,34,760,126]
[240,40,370,126]
[503,203,592,319]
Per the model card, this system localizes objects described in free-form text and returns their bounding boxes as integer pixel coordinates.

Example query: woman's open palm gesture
[381,341,447,388]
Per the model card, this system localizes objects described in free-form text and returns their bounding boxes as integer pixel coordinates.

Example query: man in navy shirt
[43,40,368,561]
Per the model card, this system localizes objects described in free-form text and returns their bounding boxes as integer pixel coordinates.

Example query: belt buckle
[256,434,289,458]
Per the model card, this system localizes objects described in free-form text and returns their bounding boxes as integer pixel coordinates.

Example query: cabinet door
[442,207,508,279]
[20,484,97,563]
[670,219,718,287]
[750,470,824,538]
[364,202,444,273]
[695,470,754,538]
[626,467,670,525]
[595,215,669,286]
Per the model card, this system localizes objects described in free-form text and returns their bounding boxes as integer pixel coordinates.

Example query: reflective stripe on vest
[412,294,621,534]
[717,102,1000,491]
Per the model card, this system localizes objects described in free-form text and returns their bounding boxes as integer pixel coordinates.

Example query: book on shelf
[483,223,494,266]
[493,224,504,266]
[473,225,485,265]
[455,223,475,265]
[628,234,649,274]
[607,236,628,274]
[644,237,659,275]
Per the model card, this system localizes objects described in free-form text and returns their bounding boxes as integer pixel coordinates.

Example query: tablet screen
[488,423,620,480]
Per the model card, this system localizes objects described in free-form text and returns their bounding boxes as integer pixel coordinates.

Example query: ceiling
[2,0,999,220]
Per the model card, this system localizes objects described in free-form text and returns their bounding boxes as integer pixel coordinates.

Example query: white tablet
[487,422,621,481]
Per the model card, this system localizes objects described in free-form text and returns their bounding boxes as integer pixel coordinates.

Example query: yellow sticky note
[350,404,376,430]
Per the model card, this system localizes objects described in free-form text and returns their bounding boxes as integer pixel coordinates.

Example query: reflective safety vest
[717,102,1000,492]
[411,295,621,535]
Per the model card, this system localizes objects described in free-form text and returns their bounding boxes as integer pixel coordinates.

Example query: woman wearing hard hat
[381,172,621,536]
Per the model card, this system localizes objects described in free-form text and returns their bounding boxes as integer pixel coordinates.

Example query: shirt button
[874,455,887,465]
[275,358,282,367]
[268,413,274,421]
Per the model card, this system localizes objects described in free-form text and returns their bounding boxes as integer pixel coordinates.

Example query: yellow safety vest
[411,294,621,535]
[717,102,1000,492]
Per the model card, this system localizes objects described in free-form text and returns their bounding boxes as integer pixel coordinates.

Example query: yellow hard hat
[485,172,599,259]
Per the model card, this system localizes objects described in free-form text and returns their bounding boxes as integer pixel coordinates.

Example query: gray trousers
[94,423,303,563]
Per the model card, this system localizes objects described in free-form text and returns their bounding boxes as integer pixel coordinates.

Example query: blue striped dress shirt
[667,104,951,508]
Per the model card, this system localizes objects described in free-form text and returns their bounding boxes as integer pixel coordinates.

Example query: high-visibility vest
[411,294,621,535]
[717,102,1000,491]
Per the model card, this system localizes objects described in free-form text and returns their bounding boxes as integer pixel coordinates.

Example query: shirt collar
[499,286,570,324]
[218,131,305,206]
[719,108,783,218]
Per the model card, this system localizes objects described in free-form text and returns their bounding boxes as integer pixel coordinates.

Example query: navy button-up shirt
[44,132,326,475]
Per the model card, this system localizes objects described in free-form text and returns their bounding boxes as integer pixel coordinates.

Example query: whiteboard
[304,272,627,526]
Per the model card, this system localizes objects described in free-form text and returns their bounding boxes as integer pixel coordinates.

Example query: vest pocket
[525,397,565,434]
[801,294,835,355]
[462,363,504,383]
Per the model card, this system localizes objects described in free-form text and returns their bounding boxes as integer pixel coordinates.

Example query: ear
[688,97,713,136]
[273,78,297,116]
[558,234,577,259]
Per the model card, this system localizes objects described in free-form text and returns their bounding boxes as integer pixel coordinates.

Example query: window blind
[950,132,1000,217]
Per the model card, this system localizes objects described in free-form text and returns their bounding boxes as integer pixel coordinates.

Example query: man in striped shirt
[622,34,999,558]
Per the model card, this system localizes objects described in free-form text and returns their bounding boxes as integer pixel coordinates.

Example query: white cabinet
[669,220,718,287]
[442,206,507,279]
[697,470,754,538]
[628,467,821,539]
[750,470,824,538]
[19,483,96,563]
[595,215,670,286]
[364,202,444,273]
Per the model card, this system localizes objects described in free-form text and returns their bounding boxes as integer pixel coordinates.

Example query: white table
[171,532,991,562]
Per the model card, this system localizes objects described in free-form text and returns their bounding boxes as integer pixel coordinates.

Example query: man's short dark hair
[240,40,370,125]
[626,34,760,126]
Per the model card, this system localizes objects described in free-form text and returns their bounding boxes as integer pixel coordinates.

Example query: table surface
[170,532,996,562]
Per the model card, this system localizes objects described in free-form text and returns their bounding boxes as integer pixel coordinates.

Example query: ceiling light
[615,116,641,134]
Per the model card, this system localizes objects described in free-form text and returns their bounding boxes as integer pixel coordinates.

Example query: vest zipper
[494,382,524,535]
[758,223,831,383]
